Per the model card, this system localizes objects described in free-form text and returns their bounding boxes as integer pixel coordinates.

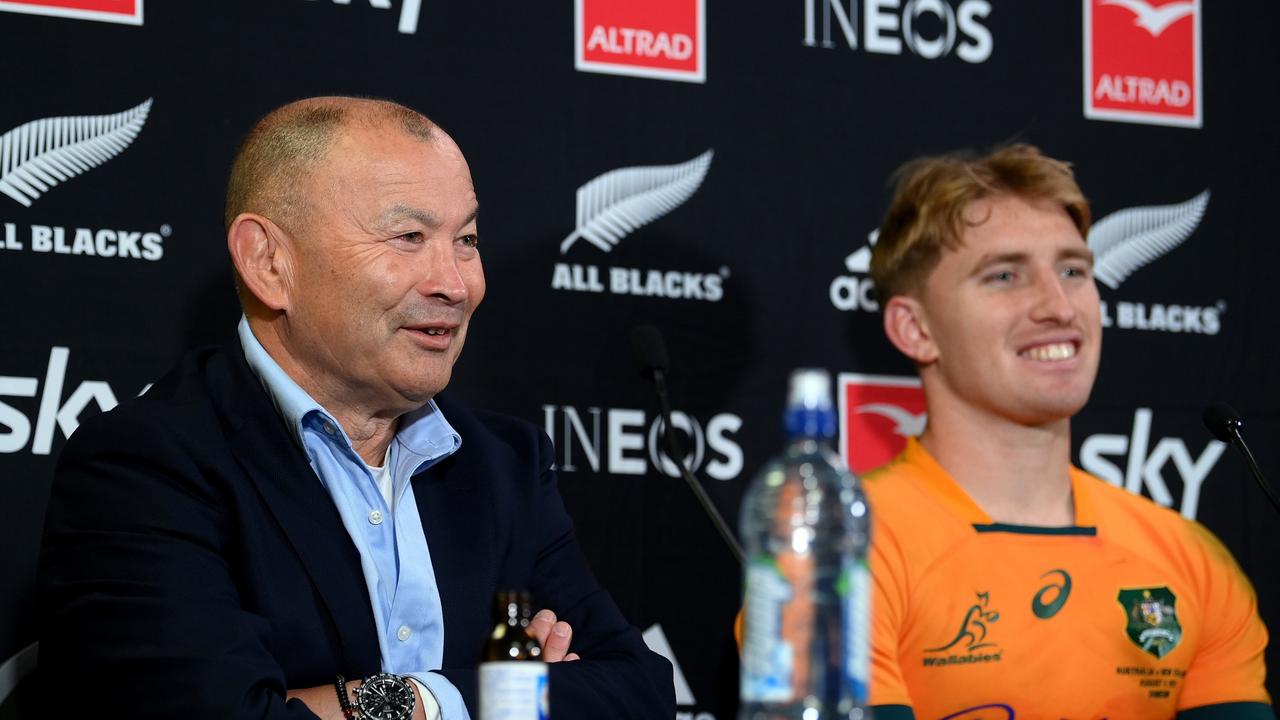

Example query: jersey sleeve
[868,499,914,709]
[1176,521,1271,710]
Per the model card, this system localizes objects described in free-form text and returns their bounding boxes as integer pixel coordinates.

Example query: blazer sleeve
[437,424,675,719]
[38,408,320,719]
[534,428,675,719]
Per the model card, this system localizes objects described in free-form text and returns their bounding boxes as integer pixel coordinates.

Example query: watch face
[357,674,416,720]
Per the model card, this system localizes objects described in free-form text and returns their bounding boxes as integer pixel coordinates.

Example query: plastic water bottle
[738,369,871,720]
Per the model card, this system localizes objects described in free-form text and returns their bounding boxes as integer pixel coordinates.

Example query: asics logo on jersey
[1031,569,1073,619]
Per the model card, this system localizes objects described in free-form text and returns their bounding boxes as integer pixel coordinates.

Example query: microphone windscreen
[630,325,669,381]
[1203,402,1242,442]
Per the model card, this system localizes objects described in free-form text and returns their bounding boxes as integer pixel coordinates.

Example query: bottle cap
[784,369,836,439]
[787,369,833,411]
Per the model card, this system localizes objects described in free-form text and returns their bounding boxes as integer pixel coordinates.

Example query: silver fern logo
[1088,190,1209,289]
[552,150,726,302]
[561,150,713,254]
[0,99,152,208]
[1088,190,1221,335]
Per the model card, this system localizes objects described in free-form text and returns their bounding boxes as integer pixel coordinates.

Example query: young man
[864,144,1271,718]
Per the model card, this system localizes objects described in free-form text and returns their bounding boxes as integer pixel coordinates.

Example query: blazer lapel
[210,346,381,671]
[413,396,502,667]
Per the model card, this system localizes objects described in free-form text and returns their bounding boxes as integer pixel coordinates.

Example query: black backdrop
[2,1,1278,717]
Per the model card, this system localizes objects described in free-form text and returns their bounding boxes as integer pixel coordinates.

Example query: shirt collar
[236,316,462,469]
[238,316,328,450]
[900,436,1096,528]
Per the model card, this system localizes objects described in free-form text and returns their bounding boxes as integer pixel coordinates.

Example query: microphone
[631,325,745,566]
[1202,402,1280,514]
[631,324,669,384]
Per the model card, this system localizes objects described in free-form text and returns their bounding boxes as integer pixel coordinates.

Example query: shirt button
[368,510,384,525]
[322,421,337,435]
[397,625,412,642]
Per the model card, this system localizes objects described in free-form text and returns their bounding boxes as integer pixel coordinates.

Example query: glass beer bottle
[479,590,549,720]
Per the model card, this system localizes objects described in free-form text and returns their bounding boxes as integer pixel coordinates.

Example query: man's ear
[227,213,293,312]
[883,295,939,364]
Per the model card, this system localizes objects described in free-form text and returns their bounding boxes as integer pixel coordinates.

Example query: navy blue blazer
[38,344,673,719]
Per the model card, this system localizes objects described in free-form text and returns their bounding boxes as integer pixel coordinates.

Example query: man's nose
[415,246,468,303]
[1030,270,1077,324]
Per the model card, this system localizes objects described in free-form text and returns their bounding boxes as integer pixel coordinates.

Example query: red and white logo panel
[838,373,926,476]
[0,0,142,25]
[1084,0,1200,128]
[575,0,705,83]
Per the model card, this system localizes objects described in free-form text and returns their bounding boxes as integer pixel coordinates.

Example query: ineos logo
[803,0,993,63]
[543,405,744,480]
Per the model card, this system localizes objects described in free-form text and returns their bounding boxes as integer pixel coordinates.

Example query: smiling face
[276,123,484,417]
[904,193,1102,427]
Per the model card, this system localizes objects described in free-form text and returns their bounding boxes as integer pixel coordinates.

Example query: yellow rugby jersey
[865,438,1271,719]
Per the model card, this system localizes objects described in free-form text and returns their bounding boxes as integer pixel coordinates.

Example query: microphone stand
[1221,421,1280,514]
[651,367,746,566]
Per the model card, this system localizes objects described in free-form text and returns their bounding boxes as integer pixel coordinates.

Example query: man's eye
[394,232,424,243]
[459,234,480,248]
[986,270,1014,283]
[1062,265,1091,279]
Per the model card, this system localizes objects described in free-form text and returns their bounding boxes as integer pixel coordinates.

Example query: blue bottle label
[843,558,871,702]
[741,554,803,702]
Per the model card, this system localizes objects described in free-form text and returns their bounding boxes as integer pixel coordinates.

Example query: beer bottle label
[478,661,549,720]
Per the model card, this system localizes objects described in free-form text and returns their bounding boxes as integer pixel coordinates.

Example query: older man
[863,144,1271,718]
[38,97,673,719]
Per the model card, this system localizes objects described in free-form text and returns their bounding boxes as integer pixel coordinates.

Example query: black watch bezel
[354,672,417,720]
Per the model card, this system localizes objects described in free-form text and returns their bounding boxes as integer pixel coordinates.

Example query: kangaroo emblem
[927,592,1002,652]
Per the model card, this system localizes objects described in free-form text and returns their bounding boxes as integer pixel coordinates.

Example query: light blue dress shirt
[238,318,470,718]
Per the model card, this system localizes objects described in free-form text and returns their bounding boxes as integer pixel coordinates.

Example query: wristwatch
[348,672,417,720]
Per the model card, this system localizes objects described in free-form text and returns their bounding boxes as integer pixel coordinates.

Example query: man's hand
[529,609,581,662]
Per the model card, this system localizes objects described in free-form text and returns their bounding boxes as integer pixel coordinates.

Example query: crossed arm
[286,610,581,719]
[39,387,672,719]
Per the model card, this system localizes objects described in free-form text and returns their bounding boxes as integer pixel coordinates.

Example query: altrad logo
[837,373,925,475]
[576,0,705,83]
[1085,0,1201,127]
[0,0,142,25]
